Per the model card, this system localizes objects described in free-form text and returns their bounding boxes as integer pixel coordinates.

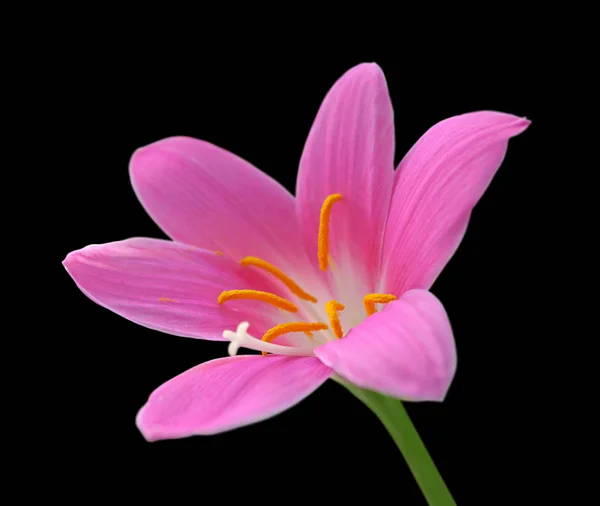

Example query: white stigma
[223,321,251,356]
[222,321,317,357]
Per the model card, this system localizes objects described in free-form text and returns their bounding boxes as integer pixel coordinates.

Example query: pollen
[363,293,397,316]
[215,250,224,256]
[218,290,298,313]
[240,256,317,303]
[158,297,178,303]
[318,193,343,271]
[261,321,328,355]
[325,300,345,338]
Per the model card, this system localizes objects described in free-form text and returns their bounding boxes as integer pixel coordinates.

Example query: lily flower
[63,63,530,442]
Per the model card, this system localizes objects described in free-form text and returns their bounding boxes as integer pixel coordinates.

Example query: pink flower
[63,63,530,442]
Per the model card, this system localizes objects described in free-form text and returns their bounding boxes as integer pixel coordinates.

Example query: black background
[49,46,552,504]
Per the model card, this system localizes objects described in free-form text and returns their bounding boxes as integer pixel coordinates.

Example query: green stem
[339,380,456,506]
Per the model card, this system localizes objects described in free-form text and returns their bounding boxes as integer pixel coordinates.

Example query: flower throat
[218,193,396,355]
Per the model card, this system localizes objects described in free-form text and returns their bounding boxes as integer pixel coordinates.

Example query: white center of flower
[218,193,398,358]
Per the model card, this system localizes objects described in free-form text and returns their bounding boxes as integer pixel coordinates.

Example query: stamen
[363,293,397,316]
[318,193,343,271]
[218,290,298,313]
[240,256,317,303]
[325,300,345,338]
[261,322,328,355]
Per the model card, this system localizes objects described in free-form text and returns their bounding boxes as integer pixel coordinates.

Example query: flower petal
[296,63,395,292]
[130,136,309,271]
[136,355,332,440]
[381,111,530,294]
[63,238,283,340]
[314,290,456,401]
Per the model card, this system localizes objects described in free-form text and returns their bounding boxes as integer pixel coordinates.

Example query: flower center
[219,193,396,356]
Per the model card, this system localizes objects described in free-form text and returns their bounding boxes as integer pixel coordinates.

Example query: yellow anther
[318,193,343,271]
[261,322,328,355]
[240,256,317,303]
[325,300,345,338]
[218,290,298,313]
[363,293,397,316]
[215,251,224,256]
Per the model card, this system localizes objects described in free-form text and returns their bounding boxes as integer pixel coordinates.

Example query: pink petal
[130,136,310,271]
[296,63,395,291]
[382,111,530,294]
[314,290,456,401]
[136,355,332,440]
[63,238,283,340]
